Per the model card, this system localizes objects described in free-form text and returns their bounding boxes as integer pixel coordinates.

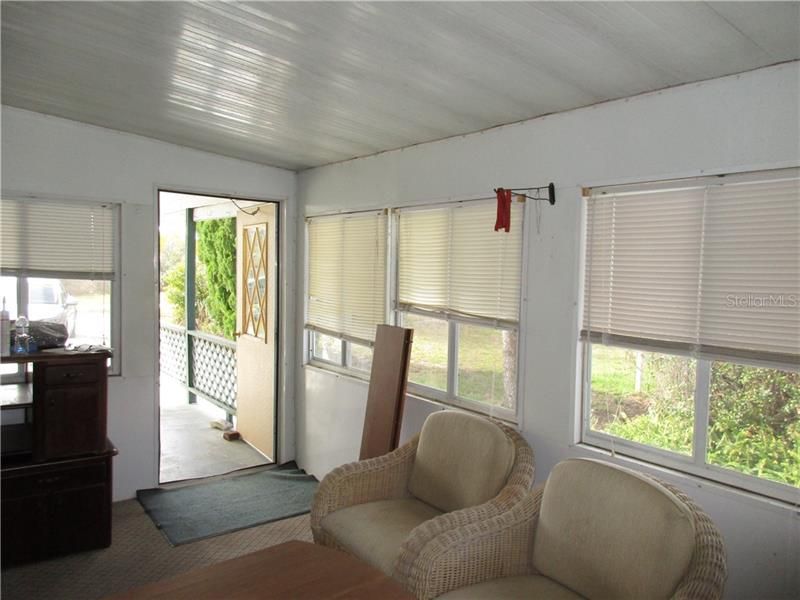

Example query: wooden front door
[235,203,276,460]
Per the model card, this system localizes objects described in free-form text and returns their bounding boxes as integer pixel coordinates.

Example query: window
[1,198,120,374]
[396,200,524,419]
[401,312,448,391]
[306,211,386,371]
[305,199,526,420]
[581,168,799,501]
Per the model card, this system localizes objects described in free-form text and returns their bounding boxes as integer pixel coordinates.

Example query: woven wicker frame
[404,471,727,600]
[310,418,535,591]
[657,478,728,600]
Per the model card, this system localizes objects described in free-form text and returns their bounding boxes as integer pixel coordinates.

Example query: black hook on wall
[494,183,556,205]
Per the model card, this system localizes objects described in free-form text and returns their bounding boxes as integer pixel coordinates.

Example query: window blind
[583,169,800,368]
[1,198,116,278]
[306,211,387,344]
[398,200,524,324]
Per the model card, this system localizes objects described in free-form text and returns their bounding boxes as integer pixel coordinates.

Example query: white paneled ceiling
[2,2,798,170]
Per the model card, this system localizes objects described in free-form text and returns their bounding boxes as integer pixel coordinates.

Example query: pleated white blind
[583,169,800,367]
[1,198,116,278]
[306,211,387,343]
[398,200,524,323]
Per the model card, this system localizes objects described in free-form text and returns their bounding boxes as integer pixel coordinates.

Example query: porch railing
[160,323,237,418]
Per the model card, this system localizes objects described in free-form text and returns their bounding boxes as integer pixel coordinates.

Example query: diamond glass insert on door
[243,224,268,339]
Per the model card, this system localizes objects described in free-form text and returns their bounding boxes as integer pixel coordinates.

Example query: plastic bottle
[14,315,29,354]
[0,297,9,357]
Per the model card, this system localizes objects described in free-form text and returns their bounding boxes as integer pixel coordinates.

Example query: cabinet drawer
[2,462,107,499]
[44,363,98,386]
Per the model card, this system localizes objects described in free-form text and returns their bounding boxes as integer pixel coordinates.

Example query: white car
[1,277,77,336]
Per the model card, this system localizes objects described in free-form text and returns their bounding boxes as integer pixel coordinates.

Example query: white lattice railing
[159,324,237,415]
[160,324,187,383]
[191,330,237,410]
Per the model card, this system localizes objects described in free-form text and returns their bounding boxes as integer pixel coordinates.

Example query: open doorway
[158,191,279,483]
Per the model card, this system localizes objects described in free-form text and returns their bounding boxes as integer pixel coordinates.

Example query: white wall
[296,62,800,599]
[1,107,297,500]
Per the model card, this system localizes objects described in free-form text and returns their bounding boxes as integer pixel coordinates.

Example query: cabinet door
[1,495,47,565]
[1,456,113,565]
[37,385,103,460]
[46,483,110,555]
[33,358,107,461]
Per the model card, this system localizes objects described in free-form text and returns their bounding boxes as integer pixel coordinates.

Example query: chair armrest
[310,436,420,534]
[401,489,544,600]
[394,420,535,586]
[495,421,536,490]
[662,482,727,600]
[394,483,529,581]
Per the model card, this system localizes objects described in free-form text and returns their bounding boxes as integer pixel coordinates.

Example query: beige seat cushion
[437,575,584,600]
[408,411,515,513]
[533,458,696,600]
[320,498,442,575]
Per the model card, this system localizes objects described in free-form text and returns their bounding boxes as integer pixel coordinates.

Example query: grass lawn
[589,345,694,455]
[404,314,514,408]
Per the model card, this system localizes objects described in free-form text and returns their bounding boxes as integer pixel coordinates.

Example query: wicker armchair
[311,410,534,588]
[409,458,727,600]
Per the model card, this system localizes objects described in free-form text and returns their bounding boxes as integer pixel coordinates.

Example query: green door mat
[137,464,318,545]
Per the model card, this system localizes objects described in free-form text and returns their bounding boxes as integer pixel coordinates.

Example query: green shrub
[597,352,799,487]
[606,403,693,455]
[163,263,187,325]
[161,262,211,328]
[707,363,800,486]
[196,219,236,339]
[162,219,236,339]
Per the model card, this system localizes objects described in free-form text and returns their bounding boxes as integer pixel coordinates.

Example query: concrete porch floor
[159,374,270,483]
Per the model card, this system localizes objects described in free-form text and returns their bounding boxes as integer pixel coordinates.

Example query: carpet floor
[1,499,313,600]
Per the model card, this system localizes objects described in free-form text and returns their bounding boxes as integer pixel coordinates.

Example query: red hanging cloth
[495,188,512,232]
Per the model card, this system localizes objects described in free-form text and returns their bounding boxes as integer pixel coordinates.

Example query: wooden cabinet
[1,349,115,566]
[1,442,115,566]
[33,356,108,461]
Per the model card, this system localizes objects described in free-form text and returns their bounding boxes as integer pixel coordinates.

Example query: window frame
[304,209,386,375]
[309,331,345,368]
[305,199,528,424]
[581,341,799,504]
[308,331,373,375]
[305,210,388,344]
[0,199,122,377]
[578,170,800,504]
[398,308,519,423]
[346,340,375,374]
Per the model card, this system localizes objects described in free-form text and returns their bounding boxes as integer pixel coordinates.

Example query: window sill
[406,384,518,425]
[304,361,370,384]
[575,440,800,511]
[404,390,519,427]
[303,362,519,426]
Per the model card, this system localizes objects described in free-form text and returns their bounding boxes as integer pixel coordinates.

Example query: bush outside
[591,345,799,487]
[707,362,800,486]
[196,219,236,339]
[161,218,236,340]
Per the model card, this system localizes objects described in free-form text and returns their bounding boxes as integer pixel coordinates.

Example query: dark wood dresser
[1,349,116,566]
